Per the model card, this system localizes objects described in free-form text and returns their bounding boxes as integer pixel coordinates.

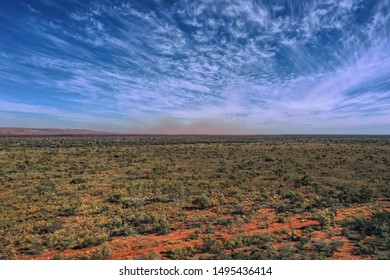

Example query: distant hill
[0,127,110,136]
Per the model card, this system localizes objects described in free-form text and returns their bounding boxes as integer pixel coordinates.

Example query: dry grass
[0,135,389,259]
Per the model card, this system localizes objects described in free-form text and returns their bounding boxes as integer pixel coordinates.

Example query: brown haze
[0,119,262,135]
[128,118,261,135]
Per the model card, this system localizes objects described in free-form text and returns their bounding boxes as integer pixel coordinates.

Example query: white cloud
[0,0,389,133]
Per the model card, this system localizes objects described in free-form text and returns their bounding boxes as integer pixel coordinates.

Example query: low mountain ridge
[0,127,109,136]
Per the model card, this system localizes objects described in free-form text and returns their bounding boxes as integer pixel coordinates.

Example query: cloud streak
[0,0,389,134]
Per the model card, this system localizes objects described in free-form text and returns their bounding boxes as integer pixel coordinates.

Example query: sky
[0,0,389,134]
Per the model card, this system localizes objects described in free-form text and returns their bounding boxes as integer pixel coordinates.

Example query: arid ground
[0,135,389,260]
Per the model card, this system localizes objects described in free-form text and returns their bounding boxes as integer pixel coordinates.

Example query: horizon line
[0,127,389,137]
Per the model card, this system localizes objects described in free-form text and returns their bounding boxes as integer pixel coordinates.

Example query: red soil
[24,204,387,260]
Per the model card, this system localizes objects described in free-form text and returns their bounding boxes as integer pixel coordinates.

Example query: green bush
[157,218,170,235]
[33,220,62,234]
[90,243,111,260]
[69,178,86,184]
[202,237,223,254]
[315,214,330,230]
[166,246,195,260]
[107,193,123,204]
[358,186,374,203]
[193,193,211,209]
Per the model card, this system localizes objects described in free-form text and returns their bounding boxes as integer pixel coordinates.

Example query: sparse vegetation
[0,135,389,259]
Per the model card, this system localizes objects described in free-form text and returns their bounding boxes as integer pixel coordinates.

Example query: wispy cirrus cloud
[0,0,389,133]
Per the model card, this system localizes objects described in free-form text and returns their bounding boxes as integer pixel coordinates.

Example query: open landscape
[0,135,389,260]
[0,3,389,280]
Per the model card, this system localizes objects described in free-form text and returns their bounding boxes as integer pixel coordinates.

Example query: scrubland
[0,135,389,259]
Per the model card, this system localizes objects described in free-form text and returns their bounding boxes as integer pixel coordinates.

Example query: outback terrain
[0,135,389,260]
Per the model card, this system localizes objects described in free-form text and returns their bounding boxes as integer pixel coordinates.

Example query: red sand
[23,204,386,260]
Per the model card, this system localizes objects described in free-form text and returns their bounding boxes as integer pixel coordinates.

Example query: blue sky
[0,0,389,134]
